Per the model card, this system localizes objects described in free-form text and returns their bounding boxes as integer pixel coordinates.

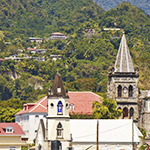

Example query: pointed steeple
[114,34,134,73]
[48,72,67,97]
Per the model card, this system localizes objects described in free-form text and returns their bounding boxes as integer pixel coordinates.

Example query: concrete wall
[0,146,21,150]
[0,136,23,150]
[16,113,47,143]
[72,142,133,150]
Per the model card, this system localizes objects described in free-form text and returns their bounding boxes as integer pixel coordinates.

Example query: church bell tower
[47,72,70,149]
[107,34,139,121]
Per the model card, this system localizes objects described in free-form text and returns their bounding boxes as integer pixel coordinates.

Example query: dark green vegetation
[70,98,122,119]
[94,0,150,15]
[92,98,122,119]
[0,0,103,39]
[1,0,150,121]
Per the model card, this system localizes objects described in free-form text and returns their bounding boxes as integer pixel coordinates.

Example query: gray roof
[114,34,134,73]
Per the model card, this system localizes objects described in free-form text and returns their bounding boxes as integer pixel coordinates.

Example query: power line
[73,122,131,139]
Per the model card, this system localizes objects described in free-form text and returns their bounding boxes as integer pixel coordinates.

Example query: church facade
[107,34,150,138]
[35,72,142,150]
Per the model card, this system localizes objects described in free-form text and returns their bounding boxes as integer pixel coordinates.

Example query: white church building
[15,91,101,143]
[35,72,143,150]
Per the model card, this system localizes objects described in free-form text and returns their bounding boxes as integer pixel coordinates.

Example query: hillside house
[50,54,62,61]
[49,32,67,40]
[29,37,42,43]
[27,48,47,54]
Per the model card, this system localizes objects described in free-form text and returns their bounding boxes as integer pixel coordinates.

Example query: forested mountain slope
[94,0,150,15]
[0,1,150,114]
[0,0,103,39]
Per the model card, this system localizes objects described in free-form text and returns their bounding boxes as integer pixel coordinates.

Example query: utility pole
[96,120,99,150]
[132,120,134,150]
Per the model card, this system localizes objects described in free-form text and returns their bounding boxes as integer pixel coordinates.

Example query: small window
[57,122,63,138]
[66,103,69,109]
[70,104,74,111]
[50,103,54,108]
[123,107,128,118]
[129,108,134,119]
[57,101,63,114]
[10,147,16,150]
[6,126,13,133]
[57,88,61,93]
[35,115,39,123]
[16,116,20,122]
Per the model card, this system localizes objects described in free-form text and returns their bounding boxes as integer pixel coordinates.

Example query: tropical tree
[92,98,122,119]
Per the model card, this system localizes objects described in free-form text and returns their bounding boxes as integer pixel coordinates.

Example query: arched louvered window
[123,107,128,118]
[129,107,134,119]
[118,85,122,97]
[57,122,63,138]
[129,85,133,97]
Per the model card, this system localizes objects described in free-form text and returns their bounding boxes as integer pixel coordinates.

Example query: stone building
[107,33,150,138]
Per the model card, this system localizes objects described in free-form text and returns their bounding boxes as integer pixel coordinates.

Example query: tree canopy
[92,98,122,119]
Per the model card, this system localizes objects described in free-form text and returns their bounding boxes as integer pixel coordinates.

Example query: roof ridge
[29,96,47,112]
[39,104,47,110]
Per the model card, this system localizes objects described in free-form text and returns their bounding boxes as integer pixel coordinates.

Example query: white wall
[16,113,47,143]
[72,143,133,150]
[0,146,21,150]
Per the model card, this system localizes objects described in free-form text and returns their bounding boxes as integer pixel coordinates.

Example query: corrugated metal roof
[70,119,142,143]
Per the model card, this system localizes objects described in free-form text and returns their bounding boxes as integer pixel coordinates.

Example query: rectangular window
[6,127,13,133]
[10,146,16,150]
[35,115,39,123]
[148,101,150,112]
[57,88,61,93]
[16,116,20,122]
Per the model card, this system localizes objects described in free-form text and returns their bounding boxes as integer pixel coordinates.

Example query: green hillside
[0,0,103,39]
[94,0,150,15]
[0,1,150,117]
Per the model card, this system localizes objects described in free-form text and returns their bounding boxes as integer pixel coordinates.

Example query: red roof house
[0,123,27,149]
[15,91,101,143]
[16,91,101,116]
[0,123,25,135]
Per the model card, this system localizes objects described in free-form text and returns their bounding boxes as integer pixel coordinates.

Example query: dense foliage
[94,0,150,15]
[1,0,150,121]
[92,98,122,119]
[0,0,103,39]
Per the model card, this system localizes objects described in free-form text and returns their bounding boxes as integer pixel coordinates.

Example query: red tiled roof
[69,92,101,115]
[16,92,101,115]
[16,96,47,115]
[0,59,6,61]
[0,123,25,135]
[27,48,36,50]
